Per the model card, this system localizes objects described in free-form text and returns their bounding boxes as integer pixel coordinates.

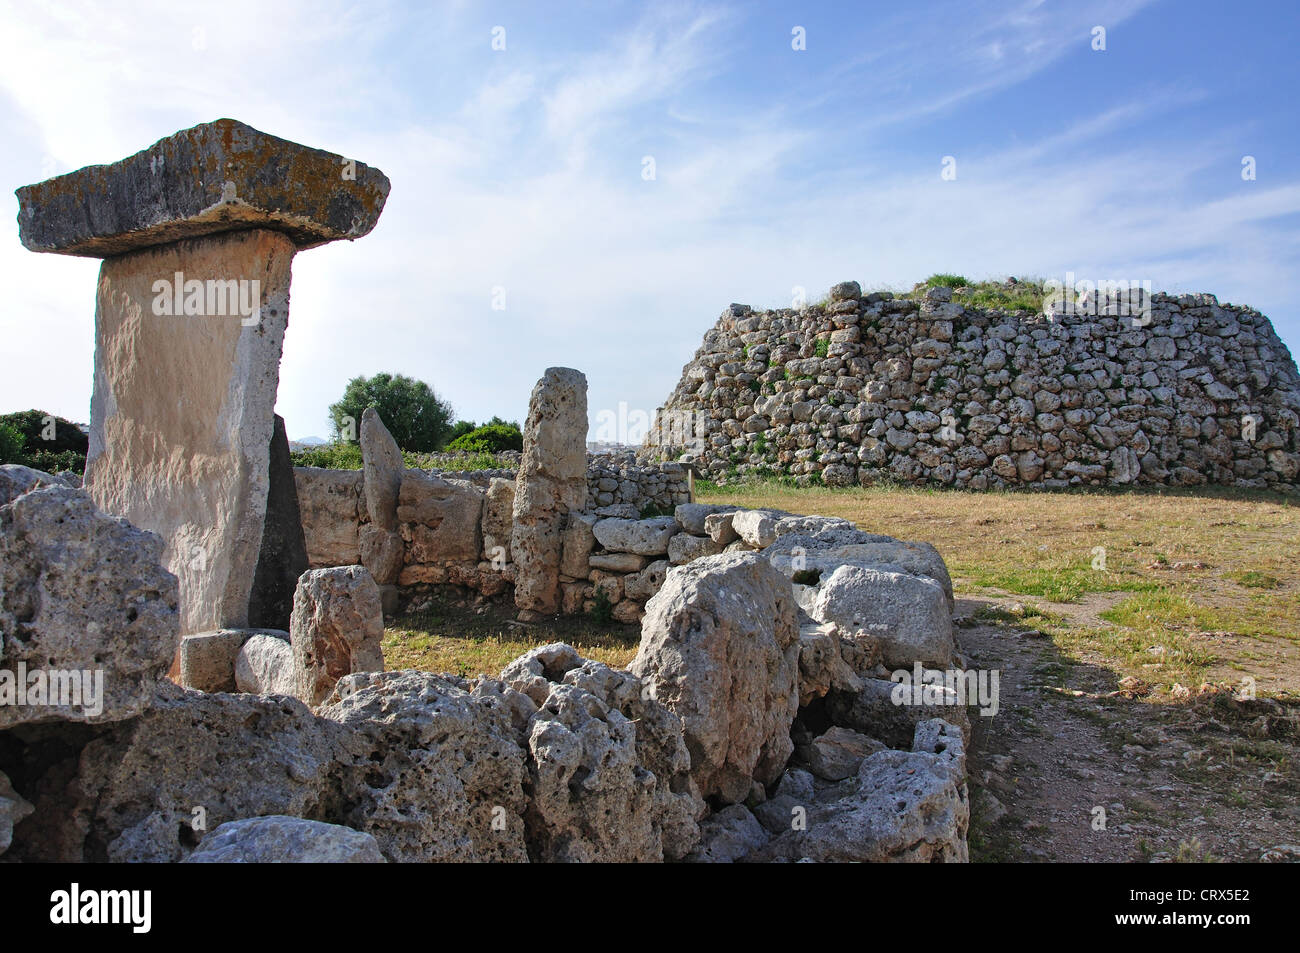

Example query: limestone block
[290,566,385,706]
[396,471,483,562]
[17,118,389,257]
[293,467,362,567]
[361,408,403,529]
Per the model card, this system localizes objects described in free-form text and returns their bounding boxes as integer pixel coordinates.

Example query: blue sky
[2,0,1298,441]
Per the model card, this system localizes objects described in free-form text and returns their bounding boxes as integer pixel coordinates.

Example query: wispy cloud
[0,0,1295,440]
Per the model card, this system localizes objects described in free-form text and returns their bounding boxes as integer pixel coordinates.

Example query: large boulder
[319,671,531,862]
[234,632,296,696]
[289,566,385,706]
[630,552,800,804]
[185,815,385,863]
[4,683,339,862]
[0,485,179,729]
[500,644,702,861]
[811,565,954,668]
[766,530,955,608]
[754,719,969,862]
[0,464,71,505]
[592,516,679,556]
[686,804,769,863]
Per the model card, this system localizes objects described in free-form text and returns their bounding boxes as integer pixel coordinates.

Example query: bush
[446,421,523,454]
[446,420,478,444]
[925,273,969,289]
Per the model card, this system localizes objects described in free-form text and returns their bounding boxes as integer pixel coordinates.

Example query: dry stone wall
[293,455,692,603]
[646,281,1300,489]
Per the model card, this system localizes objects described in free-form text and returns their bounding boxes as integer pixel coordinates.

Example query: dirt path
[957,595,1300,862]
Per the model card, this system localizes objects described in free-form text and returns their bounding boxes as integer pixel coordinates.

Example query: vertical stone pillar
[87,229,294,632]
[16,118,389,634]
[512,368,588,619]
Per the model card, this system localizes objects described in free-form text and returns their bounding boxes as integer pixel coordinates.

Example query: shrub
[446,421,523,454]
[926,273,969,289]
[290,442,364,469]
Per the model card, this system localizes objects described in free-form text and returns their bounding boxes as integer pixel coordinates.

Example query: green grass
[1231,570,1281,589]
[383,593,639,676]
[962,561,1160,603]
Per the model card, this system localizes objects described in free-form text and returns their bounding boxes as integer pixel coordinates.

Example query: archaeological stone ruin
[15,118,390,637]
[646,281,1300,489]
[1,119,1025,864]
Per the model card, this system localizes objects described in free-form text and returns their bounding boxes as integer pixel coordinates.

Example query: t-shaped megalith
[15,119,389,635]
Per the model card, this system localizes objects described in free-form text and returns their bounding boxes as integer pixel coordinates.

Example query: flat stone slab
[16,118,389,257]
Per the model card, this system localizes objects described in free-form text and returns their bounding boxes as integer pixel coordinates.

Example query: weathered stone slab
[16,118,390,257]
[84,229,295,634]
[247,415,308,630]
[293,467,362,567]
[512,368,588,616]
[396,471,483,563]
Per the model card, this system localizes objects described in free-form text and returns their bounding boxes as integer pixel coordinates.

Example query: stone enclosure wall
[294,452,692,605]
[646,281,1300,489]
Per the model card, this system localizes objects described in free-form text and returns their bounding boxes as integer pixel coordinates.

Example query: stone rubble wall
[294,456,692,599]
[643,282,1300,489]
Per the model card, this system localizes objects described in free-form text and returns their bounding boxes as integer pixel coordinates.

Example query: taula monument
[16,119,390,635]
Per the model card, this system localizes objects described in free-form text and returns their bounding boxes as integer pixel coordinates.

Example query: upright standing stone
[359,407,404,585]
[247,415,309,630]
[290,566,386,706]
[512,368,588,618]
[14,119,389,635]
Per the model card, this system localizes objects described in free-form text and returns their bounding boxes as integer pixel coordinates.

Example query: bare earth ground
[383,482,1300,862]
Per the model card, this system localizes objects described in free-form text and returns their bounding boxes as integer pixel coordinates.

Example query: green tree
[328,373,455,452]
[0,423,25,464]
[0,409,88,454]
[0,410,89,473]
